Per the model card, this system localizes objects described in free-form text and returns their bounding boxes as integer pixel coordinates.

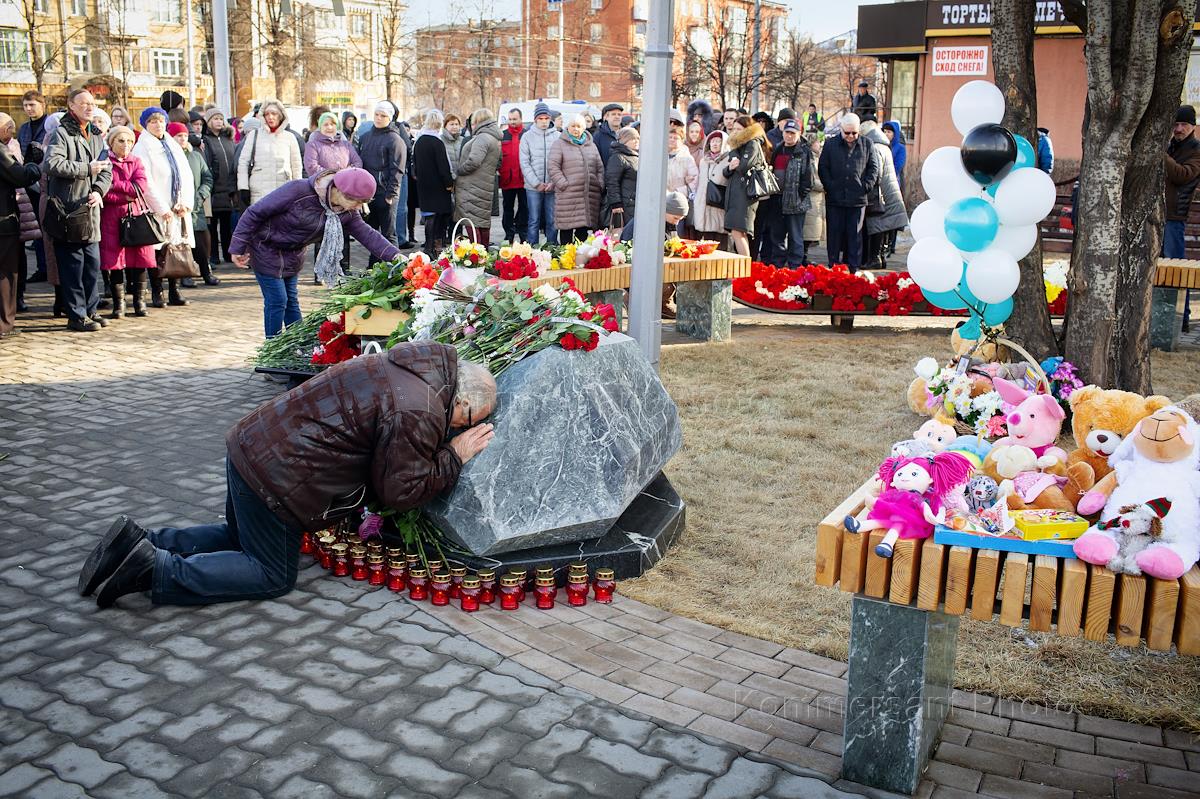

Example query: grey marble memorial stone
[675,279,733,341]
[1150,287,1181,351]
[426,334,682,556]
[842,595,959,795]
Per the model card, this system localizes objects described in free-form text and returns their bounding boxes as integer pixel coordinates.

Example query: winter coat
[411,132,454,215]
[184,146,213,232]
[44,113,112,244]
[237,126,302,204]
[454,121,502,228]
[693,136,730,234]
[132,130,196,249]
[863,126,908,235]
[499,124,526,190]
[441,130,465,176]
[803,164,825,242]
[549,133,604,231]
[304,132,361,177]
[520,124,561,190]
[1166,135,1200,221]
[773,141,813,216]
[667,144,699,198]
[687,99,716,135]
[0,146,40,238]
[204,128,238,212]
[357,124,406,205]
[229,173,400,279]
[226,341,463,533]
[594,121,619,166]
[723,122,768,233]
[99,154,166,271]
[817,132,879,209]
[604,140,638,225]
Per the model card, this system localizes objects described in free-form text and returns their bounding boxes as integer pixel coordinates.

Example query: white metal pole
[750,0,761,113]
[212,0,233,112]
[628,0,673,369]
[557,0,564,97]
[185,0,196,105]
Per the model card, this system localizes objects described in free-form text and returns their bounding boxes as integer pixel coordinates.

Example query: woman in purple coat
[230,167,400,338]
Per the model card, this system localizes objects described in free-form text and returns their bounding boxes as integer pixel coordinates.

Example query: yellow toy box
[1012,509,1090,542]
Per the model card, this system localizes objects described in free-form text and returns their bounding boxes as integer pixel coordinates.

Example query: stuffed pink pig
[992,377,1068,468]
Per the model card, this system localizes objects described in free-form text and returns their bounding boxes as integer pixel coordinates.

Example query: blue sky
[404,0,878,41]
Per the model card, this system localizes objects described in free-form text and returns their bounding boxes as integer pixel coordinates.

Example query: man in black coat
[817,113,878,273]
[0,112,40,337]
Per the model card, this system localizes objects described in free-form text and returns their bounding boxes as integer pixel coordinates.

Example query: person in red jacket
[499,108,528,243]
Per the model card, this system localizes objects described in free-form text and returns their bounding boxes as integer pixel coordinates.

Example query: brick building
[408,20,524,117]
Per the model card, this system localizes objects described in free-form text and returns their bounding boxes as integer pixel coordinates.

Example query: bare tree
[767,30,833,111]
[1060,0,1194,392]
[17,0,91,93]
[991,0,1057,359]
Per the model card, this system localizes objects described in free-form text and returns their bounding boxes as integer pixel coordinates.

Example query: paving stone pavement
[2,254,1198,799]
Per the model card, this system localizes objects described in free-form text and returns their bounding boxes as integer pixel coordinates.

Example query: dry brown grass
[632,320,1200,733]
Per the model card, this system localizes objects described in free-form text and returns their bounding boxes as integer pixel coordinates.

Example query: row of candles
[300,531,616,611]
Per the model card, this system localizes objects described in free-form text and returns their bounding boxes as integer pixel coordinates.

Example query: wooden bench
[813,477,1200,795]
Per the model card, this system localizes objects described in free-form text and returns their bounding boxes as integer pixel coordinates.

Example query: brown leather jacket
[227,341,462,532]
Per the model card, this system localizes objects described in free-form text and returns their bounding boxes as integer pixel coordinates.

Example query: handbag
[745,163,780,201]
[159,242,199,279]
[706,179,726,209]
[119,184,167,247]
[44,196,96,243]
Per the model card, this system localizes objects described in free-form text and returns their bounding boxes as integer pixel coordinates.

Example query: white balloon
[921,146,981,206]
[990,223,1038,260]
[910,200,947,241]
[993,169,1057,226]
[965,248,1021,304]
[951,80,1006,137]
[907,237,964,293]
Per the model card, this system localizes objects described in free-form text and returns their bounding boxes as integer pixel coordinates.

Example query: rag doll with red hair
[846,451,974,558]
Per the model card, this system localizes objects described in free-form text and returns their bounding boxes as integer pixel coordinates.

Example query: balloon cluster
[907,81,1057,338]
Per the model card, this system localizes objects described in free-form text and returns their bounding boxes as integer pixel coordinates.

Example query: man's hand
[450,423,495,465]
[231,253,251,268]
[86,191,102,207]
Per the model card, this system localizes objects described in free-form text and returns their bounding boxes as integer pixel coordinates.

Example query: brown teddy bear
[1064,387,1171,509]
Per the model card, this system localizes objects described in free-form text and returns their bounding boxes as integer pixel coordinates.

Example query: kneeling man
[80,341,496,607]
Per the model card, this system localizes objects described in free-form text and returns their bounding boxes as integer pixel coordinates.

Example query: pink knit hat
[332,167,376,201]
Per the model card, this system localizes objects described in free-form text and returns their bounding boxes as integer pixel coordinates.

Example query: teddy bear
[1064,386,1171,508]
[1092,499,1172,575]
[1074,407,1200,580]
[981,444,1076,511]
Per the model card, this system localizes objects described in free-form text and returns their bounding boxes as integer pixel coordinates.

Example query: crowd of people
[0,85,920,341]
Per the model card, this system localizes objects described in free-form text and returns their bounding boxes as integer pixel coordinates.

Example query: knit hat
[203,107,225,124]
[601,102,623,115]
[167,122,188,138]
[139,106,167,128]
[1177,105,1196,126]
[332,167,377,201]
[665,191,689,217]
[533,102,551,119]
[160,90,184,110]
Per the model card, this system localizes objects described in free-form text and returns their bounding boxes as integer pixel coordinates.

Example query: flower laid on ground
[310,314,360,366]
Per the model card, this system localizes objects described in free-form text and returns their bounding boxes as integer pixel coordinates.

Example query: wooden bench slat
[1029,555,1058,632]
[1085,566,1116,642]
[1145,577,1180,652]
[889,539,922,606]
[944,546,974,616]
[917,542,948,611]
[1000,553,1031,627]
[865,532,891,599]
[971,550,1001,622]
[1175,566,1200,656]
[1115,574,1147,647]
[1057,559,1088,637]
[840,530,870,594]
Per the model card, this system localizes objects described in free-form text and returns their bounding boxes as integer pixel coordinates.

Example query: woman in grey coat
[453,109,502,245]
[860,119,908,270]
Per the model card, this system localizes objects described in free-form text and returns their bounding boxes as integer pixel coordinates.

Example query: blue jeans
[254,272,300,338]
[395,177,410,246]
[526,190,556,245]
[53,240,101,323]
[150,458,302,605]
[766,212,807,267]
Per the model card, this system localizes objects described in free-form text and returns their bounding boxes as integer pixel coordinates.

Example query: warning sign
[931,46,989,76]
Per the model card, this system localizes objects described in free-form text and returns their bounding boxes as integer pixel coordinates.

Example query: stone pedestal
[842,595,959,795]
[1150,287,1181,351]
[586,289,626,328]
[675,279,733,341]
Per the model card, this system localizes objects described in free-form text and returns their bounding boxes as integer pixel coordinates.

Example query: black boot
[150,271,165,308]
[110,270,126,319]
[95,539,155,609]
[199,261,220,286]
[167,279,189,306]
[79,515,150,596]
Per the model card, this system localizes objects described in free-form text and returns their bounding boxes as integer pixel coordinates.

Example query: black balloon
[960,123,1017,186]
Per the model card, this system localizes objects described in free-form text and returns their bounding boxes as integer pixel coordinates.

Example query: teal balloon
[959,317,982,339]
[1013,134,1036,170]
[944,197,999,252]
[983,297,1014,326]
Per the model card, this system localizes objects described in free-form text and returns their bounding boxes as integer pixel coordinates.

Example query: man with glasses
[817,113,878,272]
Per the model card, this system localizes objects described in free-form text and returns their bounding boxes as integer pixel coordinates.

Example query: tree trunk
[991,0,1058,359]
[1063,1,1194,392]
